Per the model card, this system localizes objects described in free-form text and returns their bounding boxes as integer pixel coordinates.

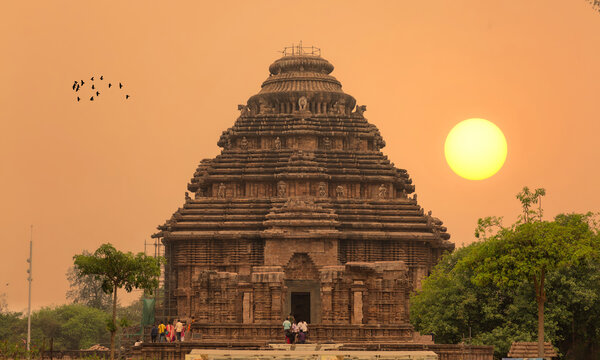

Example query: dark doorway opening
[291,292,311,323]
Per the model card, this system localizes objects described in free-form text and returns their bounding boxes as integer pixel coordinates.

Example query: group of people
[282,315,308,344]
[150,317,195,343]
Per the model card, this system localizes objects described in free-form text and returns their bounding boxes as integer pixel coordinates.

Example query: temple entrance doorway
[291,292,310,323]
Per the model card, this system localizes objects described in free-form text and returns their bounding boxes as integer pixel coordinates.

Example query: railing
[280,42,321,57]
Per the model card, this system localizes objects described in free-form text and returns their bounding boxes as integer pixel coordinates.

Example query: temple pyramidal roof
[153,45,454,251]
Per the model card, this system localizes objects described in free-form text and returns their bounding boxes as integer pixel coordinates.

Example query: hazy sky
[1,0,599,311]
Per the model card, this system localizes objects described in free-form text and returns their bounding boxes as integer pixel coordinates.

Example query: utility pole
[26,225,33,356]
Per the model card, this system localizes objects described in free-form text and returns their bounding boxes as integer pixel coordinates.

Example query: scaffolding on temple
[280,41,321,57]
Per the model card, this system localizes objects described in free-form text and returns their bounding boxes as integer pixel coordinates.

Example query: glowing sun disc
[444,118,507,180]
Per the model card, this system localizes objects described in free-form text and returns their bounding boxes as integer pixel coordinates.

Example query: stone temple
[153,45,454,343]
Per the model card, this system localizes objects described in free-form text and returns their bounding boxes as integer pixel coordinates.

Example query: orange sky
[1,0,599,312]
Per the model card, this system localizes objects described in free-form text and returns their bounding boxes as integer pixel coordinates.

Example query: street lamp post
[26,225,33,355]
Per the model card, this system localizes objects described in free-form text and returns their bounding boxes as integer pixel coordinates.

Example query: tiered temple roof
[153,46,454,339]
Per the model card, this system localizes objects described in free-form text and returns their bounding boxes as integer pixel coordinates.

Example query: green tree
[411,187,600,359]
[73,243,162,360]
[29,304,110,350]
[66,259,113,311]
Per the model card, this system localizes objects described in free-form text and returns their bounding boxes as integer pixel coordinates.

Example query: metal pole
[27,225,33,355]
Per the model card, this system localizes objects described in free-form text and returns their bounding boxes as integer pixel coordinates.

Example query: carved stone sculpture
[240,137,248,151]
[322,137,331,150]
[274,137,281,150]
[318,182,327,197]
[238,104,250,116]
[298,96,308,111]
[277,181,287,197]
[378,184,388,199]
[217,183,226,198]
[336,185,345,198]
[185,192,191,201]
[355,104,367,116]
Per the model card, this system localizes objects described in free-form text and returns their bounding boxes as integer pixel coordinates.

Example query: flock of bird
[72,75,130,102]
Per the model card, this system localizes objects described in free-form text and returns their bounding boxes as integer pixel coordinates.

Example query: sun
[444,118,507,180]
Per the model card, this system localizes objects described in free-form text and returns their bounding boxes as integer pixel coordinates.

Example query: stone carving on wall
[400,188,408,199]
[354,104,367,116]
[237,104,250,116]
[240,137,249,151]
[185,192,191,201]
[412,193,417,201]
[332,99,346,115]
[277,181,287,198]
[298,96,308,111]
[322,137,331,150]
[274,137,281,150]
[336,185,345,198]
[217,183,226,198]
[318,182,328,197]
[378,184,388,199]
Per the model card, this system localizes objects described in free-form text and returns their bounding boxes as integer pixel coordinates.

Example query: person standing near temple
[166,321,174,342]
[282,316,291,344]
[298,320,308,343]
[290,321,299,344]
[175,319,183,341]
[158,321,166,342]
[150,323,158,343]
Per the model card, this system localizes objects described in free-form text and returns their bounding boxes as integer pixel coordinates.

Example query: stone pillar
[353,290,363,324]
[351,280,365,325]
[320,266,343,324]
[320,285,333,324]
[242,291,253,323]
[251,267,284,323]
[271,285,282,321]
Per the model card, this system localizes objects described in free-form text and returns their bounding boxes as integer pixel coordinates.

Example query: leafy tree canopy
[73,243,162,360]
[66,262,113,311]
[411,207,600,359]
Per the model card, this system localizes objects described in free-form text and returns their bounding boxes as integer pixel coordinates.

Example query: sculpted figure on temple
[226,137,232,150]
[298,96,308,111]
[378,184,388,199]
[277,181,287,197]
[185,192,191,201]
[400,188,408,199]
[318,182,327,197]
[237,104,250,116]
[332,99,346,115]
[217,183,226,198]
[336,185,345,198]
[322,137,331,150]
[258,98,275,114]
[274,137,282,150]
[240,137,249,151]
[354,104,367,116]
[412,193,418,201]
[195,191,202,199]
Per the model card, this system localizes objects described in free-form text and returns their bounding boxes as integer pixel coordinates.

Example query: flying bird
[125,94,130,99]
[91,84,95,90]
[91,76,94,81]
[77,97,80,102]
[96,91,100,96]
[100,75,103,80]
[108,83,112,88]
[72,82,77,90]
[90,96,94,101]
[81,80,84,85]
[76,84,80,92]
[119,82,123,89]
